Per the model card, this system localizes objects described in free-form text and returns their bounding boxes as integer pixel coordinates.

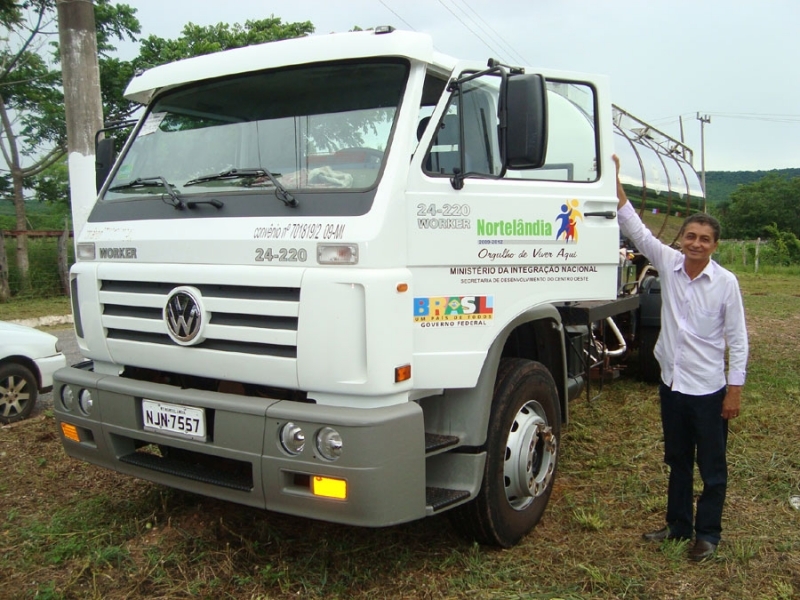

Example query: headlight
[60,386,74,410]
[78,389,93,415]
[317,244,358,265]
[280,422,305,455]
[316,427,343,461]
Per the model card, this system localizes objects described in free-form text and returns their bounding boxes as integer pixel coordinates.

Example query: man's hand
[722,385,742,420]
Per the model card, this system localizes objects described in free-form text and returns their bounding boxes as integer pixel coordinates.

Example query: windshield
[104,60,408,201]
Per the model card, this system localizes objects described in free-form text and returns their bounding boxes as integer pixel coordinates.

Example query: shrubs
[2,236,73,299]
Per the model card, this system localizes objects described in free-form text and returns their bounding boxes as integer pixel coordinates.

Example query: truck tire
[449,358,560,547]
[0,363,38,424]
[638,326,661,384]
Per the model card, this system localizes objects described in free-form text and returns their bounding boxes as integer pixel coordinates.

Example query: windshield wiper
[184,168,266,187]
[107,176,185,210]
[184,168,298,208]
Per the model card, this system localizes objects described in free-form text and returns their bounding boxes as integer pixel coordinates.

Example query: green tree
[1,9,314,299]
[717,173,800,239]
[0,0,139,295]
[761,223,800,266]
[134,17,314,71]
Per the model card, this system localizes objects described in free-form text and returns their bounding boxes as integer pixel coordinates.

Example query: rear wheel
[450,358,561,547]
[638,326,661,383]
[0,363,38,424]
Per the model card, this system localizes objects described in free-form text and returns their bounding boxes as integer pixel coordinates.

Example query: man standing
[613,155,748,561]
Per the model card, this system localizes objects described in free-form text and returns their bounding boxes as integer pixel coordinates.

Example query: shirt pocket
[689,305,723,339]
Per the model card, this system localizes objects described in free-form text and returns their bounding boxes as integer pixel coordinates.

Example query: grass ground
[1,271,798,599]
[0,295,71,321]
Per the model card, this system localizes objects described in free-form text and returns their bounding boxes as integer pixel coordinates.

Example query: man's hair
[679,212,721,242]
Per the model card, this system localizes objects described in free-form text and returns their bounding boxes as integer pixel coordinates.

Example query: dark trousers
[659,384,728,544]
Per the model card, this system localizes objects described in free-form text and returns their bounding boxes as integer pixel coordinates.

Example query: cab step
[426,486,471,511]
[425,433,460,455]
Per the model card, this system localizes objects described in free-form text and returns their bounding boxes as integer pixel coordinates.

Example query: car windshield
[104,60,407,200]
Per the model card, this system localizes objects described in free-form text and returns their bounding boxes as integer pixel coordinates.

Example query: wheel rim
[503,400,557,511]
[0,375,31,418]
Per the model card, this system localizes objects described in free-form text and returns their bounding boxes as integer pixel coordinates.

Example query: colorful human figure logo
[555,199,583,242]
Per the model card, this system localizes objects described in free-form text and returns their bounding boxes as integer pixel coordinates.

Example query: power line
[377,0,418,31]
[650,112,800,125]
[378,0,533,69]
[435,0,510,61]
[454,0,530,65]
[709,112,800,124]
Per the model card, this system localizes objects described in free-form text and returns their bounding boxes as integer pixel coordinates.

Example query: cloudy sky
[121,0,799,172]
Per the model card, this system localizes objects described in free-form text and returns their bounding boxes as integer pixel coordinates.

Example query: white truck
[54,28,702,547]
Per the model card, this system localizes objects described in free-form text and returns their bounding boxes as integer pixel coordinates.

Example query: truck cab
[54,28,696,547]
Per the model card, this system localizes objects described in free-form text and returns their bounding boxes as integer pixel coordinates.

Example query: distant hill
[705,168,800,206]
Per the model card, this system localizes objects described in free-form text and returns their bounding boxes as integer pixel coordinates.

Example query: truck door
[407,68,619,387]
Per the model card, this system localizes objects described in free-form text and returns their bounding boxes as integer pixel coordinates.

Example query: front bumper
[53,363,427,527]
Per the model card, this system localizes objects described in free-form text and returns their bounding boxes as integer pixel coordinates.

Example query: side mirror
[505,74,548,169]
[95,137,116,193]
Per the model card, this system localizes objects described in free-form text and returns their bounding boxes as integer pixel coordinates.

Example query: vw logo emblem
[164,287,205,345]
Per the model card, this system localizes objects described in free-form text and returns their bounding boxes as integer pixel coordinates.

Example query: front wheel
[450,358,561,547]
[0,363,38,424]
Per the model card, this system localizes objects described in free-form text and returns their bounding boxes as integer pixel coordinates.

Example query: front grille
[99,278,300,359]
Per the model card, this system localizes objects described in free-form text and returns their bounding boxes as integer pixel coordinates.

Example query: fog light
[78,389,93,415]
[60,386,74,410]
[316,427,343,461]
[280,422,305,455]
[312,476,347,499]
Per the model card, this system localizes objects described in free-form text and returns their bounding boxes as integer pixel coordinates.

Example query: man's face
[680,223,718,264]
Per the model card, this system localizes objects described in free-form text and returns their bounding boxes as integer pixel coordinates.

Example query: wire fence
[1,231,74,300]
[715,239,769,272]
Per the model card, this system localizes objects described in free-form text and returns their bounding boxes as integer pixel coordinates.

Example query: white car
[1,321,67,423]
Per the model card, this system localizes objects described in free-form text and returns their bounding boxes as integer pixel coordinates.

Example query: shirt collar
[674,257,717,280]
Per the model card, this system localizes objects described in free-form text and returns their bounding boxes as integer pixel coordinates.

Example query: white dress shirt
[618,202,748,394]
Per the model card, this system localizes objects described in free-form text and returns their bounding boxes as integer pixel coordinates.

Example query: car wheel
[0,363,38,424]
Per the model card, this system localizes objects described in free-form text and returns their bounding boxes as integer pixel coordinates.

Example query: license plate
[142,399,206,440]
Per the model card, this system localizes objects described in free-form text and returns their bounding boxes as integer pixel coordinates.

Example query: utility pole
[57,0,104,246]
[696,112,711,213]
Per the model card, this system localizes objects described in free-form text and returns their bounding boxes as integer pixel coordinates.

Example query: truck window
[423,73,503,178]
[422,78,598,183]
[104,60,409,201]
[507,81,599,183]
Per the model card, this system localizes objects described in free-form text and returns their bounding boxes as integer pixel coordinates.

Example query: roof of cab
[125,29,453,104]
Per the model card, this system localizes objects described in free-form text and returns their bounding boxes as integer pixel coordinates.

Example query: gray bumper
[53,364,427,527]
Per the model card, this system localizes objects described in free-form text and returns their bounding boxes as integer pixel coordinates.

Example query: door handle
[584,211,617,219]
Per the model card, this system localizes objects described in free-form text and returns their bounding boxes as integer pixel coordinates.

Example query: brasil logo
[414,296,494,322]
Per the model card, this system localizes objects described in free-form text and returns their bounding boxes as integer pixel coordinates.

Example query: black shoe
[642,526,690,542]
[689,539,717,562]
